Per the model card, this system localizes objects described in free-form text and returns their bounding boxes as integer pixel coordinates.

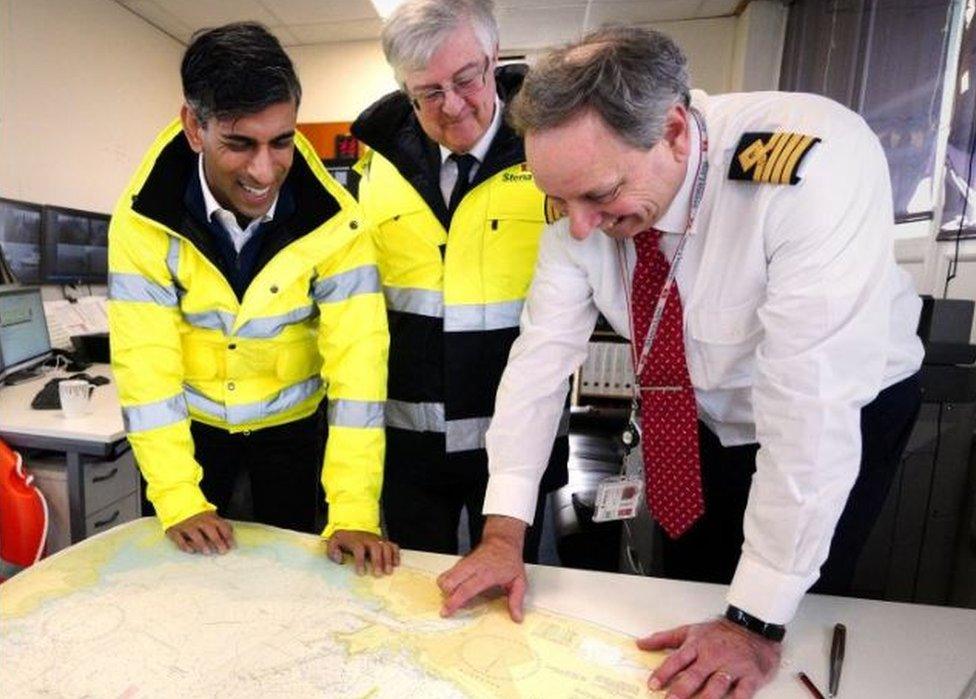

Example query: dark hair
[510,26,689,149]
[181,22,302,123]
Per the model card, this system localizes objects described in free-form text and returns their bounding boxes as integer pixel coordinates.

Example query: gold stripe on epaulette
[544,196,566,224]
[730,131,820,185]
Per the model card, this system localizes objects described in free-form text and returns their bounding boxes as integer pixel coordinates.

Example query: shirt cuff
[726,554,818,625]
[322,499,381,539]
[153,486,215,531]
[482,472,540,525]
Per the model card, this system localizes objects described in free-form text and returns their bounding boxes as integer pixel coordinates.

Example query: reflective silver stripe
[444,300,524,332]
[328,399,385,428]
[557,407,571,437]
[386,401,568,452]
[184,376,323,426]
[0,557,25,579]
[122,394,188,432]
[445,416,492,453]
[383,286,444,318]
[237,305,317,339]
[312,265,380,304]
[108,273,178,307]
[166,237,183,299]
[182,309,236,335]
[385,399,445,432]
[385,400,493,454]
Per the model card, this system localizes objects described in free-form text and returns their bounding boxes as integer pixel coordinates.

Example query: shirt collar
[438,95,503,164]
[197,154,278,226]
[654,112,702,236]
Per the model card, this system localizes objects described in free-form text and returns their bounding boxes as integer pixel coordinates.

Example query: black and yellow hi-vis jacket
[108,120,388,537]
[351,66,568,491]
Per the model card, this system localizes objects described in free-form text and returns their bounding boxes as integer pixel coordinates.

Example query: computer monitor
[0,285,52,382]
[41,205,110,285]
[0,198,44,284]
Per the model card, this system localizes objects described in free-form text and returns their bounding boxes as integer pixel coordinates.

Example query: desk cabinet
[30,449,140,554]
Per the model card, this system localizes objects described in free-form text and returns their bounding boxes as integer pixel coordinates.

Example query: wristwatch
[724,605,786,642]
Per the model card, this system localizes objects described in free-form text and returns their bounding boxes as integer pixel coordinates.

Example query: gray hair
[510,26,689,150]
[381,0,499,85]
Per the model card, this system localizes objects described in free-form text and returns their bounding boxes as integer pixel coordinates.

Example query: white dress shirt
[482,90,925,624]
[438,96,503,206]
[198,154,278,253]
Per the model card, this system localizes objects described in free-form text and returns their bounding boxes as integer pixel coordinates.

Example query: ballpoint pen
[797,671,827,699]
[829,623,846,697]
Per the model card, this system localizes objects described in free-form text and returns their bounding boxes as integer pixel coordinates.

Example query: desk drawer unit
[83,452,139,514]
[27,448,141,554]
[85,492,141,539]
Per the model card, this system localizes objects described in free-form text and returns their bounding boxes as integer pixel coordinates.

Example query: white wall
[0,0,183,214]
[647,18,739,94]
[730,0,788,92]
[291,15,749,123]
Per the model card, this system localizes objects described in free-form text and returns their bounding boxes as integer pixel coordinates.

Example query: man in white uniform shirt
[437,26,924,698]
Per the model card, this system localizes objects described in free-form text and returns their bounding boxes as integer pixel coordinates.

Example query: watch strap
[724,605,786,642]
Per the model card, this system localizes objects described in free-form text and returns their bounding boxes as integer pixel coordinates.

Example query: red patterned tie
[631,229,704,539]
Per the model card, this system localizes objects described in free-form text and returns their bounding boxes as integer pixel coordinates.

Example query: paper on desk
[43,296,109,349]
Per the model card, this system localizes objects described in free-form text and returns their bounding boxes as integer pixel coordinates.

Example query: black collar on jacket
[351,64,530,228]
[130,131,340,289]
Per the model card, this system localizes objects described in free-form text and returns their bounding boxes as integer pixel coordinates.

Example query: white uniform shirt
[198,154,278,253]
[482,90,925,624]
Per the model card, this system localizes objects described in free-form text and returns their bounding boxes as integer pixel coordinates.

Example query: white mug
[59,379,94,418]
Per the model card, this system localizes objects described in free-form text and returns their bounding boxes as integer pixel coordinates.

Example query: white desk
[518,562,976,698]
[4,518,975,698]
[0,363,128,541]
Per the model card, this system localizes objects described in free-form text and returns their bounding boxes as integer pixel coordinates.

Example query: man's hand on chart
[327,530,401,576]
[437,515,528,622]
[636,617,781,698]
[165,510,235,555]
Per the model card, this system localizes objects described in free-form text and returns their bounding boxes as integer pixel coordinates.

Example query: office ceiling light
[370,0,405,19]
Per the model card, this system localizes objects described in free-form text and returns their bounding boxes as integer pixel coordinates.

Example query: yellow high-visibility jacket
[108,119,388,537]
[351,65,568,492]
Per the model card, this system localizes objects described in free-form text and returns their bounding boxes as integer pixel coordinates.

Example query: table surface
[4,518,975,698]
[0,363,124,446]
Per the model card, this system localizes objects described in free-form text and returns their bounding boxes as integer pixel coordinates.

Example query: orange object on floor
[0,439,48,581]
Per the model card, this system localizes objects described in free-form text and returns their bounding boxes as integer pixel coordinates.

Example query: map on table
[1,518,662,697]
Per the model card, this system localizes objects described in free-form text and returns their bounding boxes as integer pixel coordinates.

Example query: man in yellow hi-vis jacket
[350,0,569,561]
[108,22,397,574]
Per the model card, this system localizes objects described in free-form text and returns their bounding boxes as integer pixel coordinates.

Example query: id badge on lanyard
[594,107,709,524]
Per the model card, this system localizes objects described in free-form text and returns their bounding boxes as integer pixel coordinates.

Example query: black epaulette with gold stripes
[728,132,821,185]
[544,196,566,224]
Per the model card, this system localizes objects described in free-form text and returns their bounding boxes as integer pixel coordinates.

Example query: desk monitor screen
[0,198,43,284]
[42,206,110,285]
[0,286,52,379]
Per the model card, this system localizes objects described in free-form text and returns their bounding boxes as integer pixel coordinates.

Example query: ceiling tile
[286,18,386,45]
[119,0,741,49]
[495,0,582,8]
[697,0,742,17]
[496,5,588,52]
[119,0,195,43]
[585,0,694,26]
[149,0,279,31]
[258,0,378,25]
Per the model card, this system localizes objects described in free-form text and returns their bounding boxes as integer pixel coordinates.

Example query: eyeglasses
[407,57,491,110]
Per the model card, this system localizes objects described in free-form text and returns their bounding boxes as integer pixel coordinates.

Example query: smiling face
[401,21,497,154]
[181,99,297,222]
[525,105,692,241]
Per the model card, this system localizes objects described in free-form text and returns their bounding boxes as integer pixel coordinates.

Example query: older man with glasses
[350,0,568,560]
